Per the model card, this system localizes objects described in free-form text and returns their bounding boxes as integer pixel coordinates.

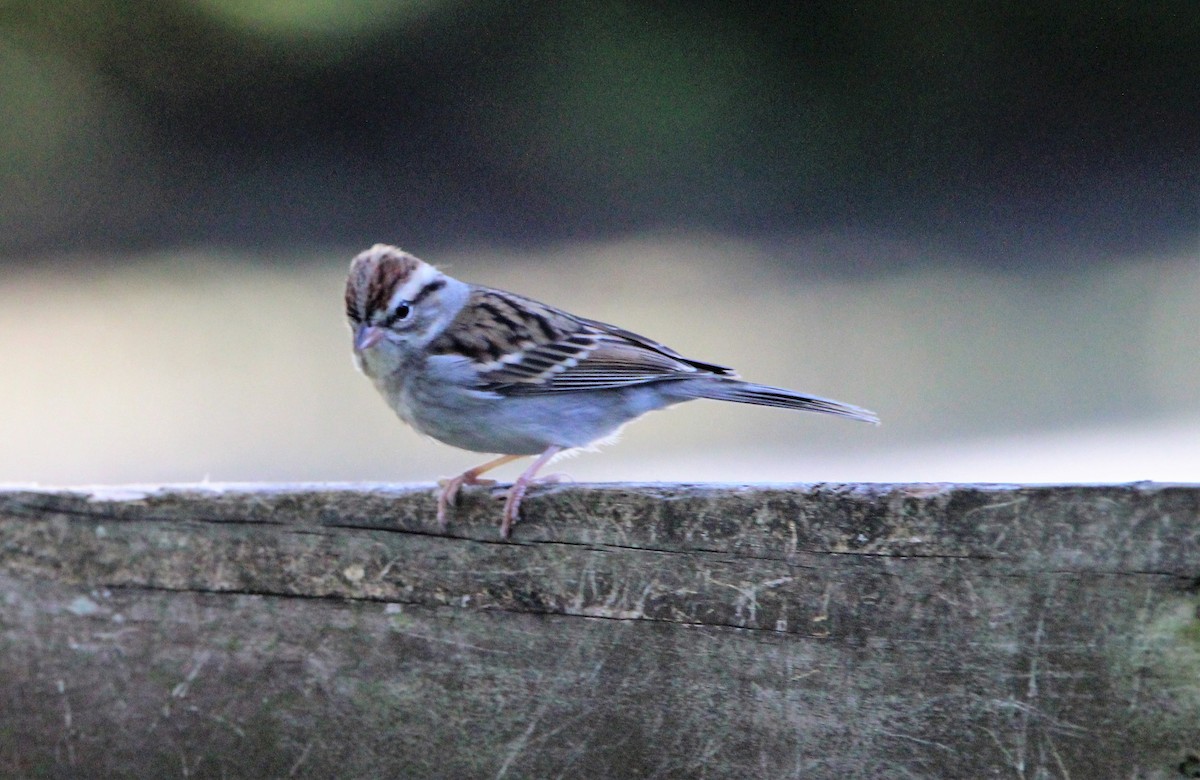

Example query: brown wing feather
[576,317,734,376]
[428,287,734,395]
[429,286,737,394]
[427,288,577,363]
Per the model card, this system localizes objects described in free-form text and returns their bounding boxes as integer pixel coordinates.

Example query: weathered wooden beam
[1,483,1198,778]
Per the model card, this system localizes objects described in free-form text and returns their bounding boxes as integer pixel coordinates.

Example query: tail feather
[692,379,880,424]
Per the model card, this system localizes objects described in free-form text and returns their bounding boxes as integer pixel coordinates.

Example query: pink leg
[437,453,523,530]
[499,445,563,538]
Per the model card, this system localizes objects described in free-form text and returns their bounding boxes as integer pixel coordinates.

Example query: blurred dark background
[4,0,1197,266]
[2,1,1198,486]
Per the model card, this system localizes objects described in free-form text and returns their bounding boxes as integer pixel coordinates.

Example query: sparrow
[345,244,878,537]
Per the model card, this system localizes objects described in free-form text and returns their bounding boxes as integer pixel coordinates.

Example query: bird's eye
[384,301,412,327]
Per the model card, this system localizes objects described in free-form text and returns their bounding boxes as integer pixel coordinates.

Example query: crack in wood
[2,484,1199,777]
[99,580,815,637]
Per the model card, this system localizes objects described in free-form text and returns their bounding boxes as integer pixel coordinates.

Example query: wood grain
[1,483,1197,778]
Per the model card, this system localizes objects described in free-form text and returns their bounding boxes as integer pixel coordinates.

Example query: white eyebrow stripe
[391,263,441,309]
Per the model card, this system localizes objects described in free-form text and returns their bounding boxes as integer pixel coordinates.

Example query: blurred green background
[2,1,1198,486]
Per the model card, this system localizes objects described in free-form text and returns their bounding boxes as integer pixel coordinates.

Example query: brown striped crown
[345,244,439,326]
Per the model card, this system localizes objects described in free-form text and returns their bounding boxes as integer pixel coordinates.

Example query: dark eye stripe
[374,278,444,327]
[410,278,446,305]
[383,302,412,327]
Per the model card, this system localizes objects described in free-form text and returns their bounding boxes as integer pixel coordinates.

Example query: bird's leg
[499,445,563,539]
[437,454,524,530]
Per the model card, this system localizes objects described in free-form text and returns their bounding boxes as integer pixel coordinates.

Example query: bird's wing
[428,287,735,394]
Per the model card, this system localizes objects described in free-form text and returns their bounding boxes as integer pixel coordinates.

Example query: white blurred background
[3,235,1197,488]
[3,4,1199,488]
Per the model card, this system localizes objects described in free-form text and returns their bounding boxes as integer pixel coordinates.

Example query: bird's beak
[354,325,385,352]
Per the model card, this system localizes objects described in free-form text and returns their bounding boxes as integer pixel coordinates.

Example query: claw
[497,445,564,538]
[434,454,522,531]
[488,472,569,500]
[434,446,565,537]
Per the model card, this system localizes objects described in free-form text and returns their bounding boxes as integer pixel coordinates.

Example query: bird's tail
[692,379,880,424]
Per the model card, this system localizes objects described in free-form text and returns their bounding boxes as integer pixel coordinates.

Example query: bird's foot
[497,446,564,538]
[434,454,524,531]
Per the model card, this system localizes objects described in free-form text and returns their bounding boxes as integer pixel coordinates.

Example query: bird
[345,244,878,537]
